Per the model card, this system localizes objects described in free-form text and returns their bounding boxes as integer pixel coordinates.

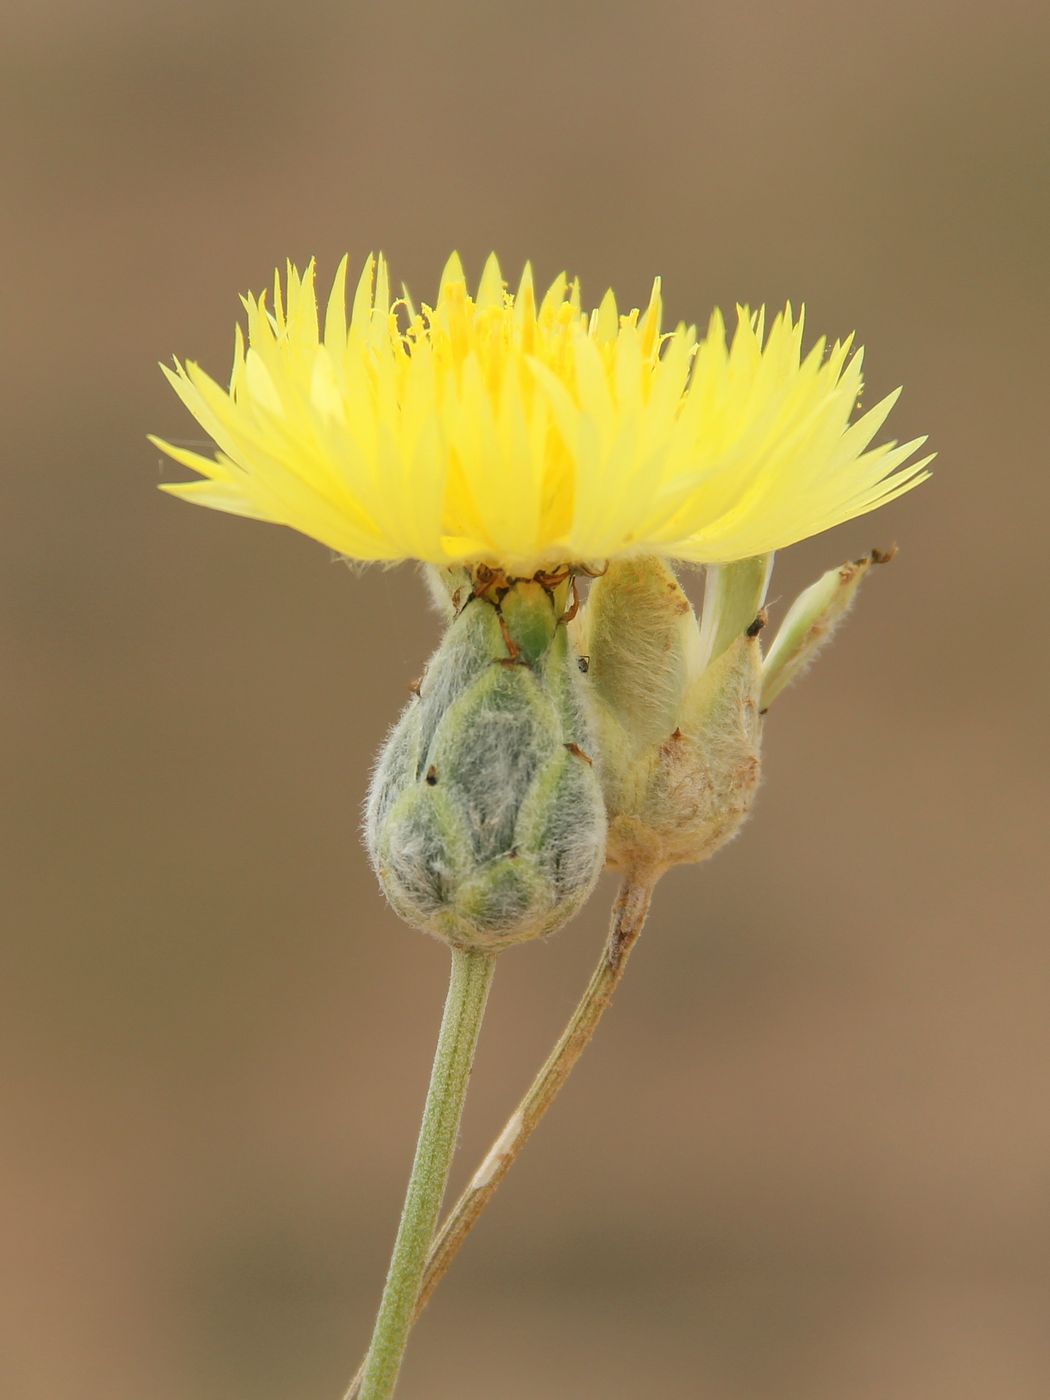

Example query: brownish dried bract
[470,561,573,604]
[564,742,594,766]
[559,577,581,626]
[496,611,523,663]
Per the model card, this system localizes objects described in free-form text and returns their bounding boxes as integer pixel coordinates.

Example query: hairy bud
[366,572,606,951]
[575,557,764,876]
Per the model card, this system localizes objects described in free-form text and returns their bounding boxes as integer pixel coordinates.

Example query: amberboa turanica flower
[153,256,933,1400]
[151,253,931,572]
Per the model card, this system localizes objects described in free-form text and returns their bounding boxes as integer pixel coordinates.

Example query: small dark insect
[425,765,438,786]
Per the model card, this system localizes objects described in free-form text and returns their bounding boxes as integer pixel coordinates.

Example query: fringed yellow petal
[154,255,931,571]
[160,478,276,521]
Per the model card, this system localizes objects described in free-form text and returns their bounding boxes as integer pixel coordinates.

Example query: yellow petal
[153,259,930,573]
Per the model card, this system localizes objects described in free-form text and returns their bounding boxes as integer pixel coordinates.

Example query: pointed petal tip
[439,250,467,291]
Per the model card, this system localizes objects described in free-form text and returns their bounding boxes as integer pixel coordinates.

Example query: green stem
[357,946,497,1400]
[344,875,657,1400]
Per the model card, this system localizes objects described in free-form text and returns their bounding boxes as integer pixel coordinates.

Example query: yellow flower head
[152,253,931,574]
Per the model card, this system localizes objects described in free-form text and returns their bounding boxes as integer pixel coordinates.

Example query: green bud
[760,548,893,709]
[575,557,764,876]
[366,571,607,951]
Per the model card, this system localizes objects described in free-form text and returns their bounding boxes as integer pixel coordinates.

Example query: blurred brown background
[3,2,1048,1397]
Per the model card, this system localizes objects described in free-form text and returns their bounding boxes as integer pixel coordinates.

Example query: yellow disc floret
[152,253,931,572]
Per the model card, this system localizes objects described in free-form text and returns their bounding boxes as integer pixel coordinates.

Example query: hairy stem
[356,946,496,1400]
[344,875,656,1400]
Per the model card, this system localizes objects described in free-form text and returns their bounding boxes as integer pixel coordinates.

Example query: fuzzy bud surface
[366,573,607,950]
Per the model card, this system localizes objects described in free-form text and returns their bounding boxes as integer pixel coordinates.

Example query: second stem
[420,876,654,1312]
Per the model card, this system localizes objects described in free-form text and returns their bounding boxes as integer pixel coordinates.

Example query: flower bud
[575,557,764,875]
[761,548,893,708]
[366,572,607,951]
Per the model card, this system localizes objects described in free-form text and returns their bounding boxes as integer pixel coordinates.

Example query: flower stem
[344,874,656,1400]
[356,946,497,1400]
